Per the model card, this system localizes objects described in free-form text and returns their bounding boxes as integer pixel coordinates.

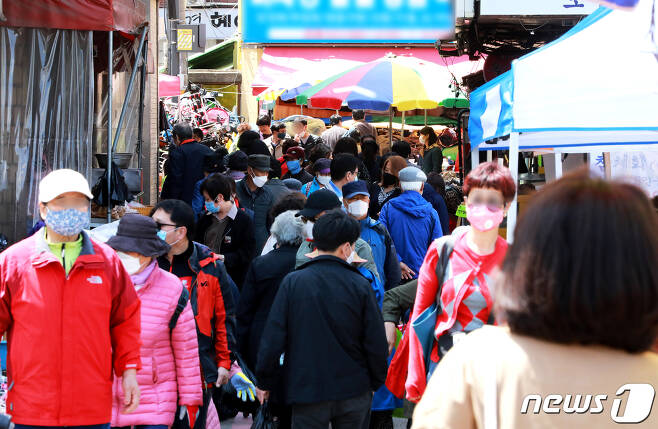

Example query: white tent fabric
[468,0,658,241]
[469,1,658,149]
[513,1,658,133]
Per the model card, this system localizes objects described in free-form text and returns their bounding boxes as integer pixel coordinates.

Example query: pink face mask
[466,204,504,232]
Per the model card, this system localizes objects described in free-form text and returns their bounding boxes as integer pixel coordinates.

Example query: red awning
[0,0,147,33]
[252,46,483,96]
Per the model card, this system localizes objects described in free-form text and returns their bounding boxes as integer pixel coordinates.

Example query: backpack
[169,287,190,330]
[358,266,385,309]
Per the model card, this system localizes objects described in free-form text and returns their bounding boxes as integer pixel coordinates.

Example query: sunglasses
[155,221,178,230]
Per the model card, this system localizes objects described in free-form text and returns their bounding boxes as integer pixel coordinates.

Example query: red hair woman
[405,161,516,402]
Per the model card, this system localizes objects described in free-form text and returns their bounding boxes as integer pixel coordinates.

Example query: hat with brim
[39,169,94,203]
[342,180,370,200]
[296,189,342,219]
[313,158,331,174]
[399,166,427,183]
[106,214,171,257]
[248,154,272,172]
[285,146,305,161]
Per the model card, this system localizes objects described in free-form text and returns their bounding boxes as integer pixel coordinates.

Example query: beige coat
[413,325,658,429]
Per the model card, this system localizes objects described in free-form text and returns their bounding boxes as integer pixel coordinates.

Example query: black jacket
[282,169,314,185]
[161,140,213,204]
[157,241,238,382]
[195,208,256,288]
[256,255,388,405]
[422,184,450,235]
[300,134,324,155]
[368,183,401,220]
[237,245,299,373]
[421,146,443,175]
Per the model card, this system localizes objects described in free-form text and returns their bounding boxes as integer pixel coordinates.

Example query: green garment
[421,146,443,175]
[382,279,418,323]
[46,230,83,275]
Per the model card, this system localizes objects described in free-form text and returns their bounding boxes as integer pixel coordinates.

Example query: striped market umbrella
[295,55,455,111]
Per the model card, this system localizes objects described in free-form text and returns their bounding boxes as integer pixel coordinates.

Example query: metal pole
[388,107,393,146]
[112,26,148,153]
[167,0,180,78]
[137,39,147,171]
[456,109,468,182]
[424,109,427,126]
[554,152,563,179]
[507,132,520,243]
[401,111,405,135]
[107,31,113,224]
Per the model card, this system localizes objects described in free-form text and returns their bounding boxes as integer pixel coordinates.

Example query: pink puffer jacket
[111,264,203,426]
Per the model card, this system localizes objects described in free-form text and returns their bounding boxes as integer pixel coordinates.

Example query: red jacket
[158,242,235,382]
[0,229,141,426]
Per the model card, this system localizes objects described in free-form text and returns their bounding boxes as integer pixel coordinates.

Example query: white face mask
[252,174,268,188]
[419,135,427,145]
[317,175,331,186]
[303,221,314,239]
[345,242,356,264]
[117,251,143,276]
[347,200,369,218]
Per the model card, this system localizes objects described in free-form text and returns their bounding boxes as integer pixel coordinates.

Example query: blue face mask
[205,200,220,214]
[287,160,302,175]
[45,207,89,237]
[156,230,168,241]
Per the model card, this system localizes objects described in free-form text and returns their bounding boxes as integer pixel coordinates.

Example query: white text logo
[520,384,655,424]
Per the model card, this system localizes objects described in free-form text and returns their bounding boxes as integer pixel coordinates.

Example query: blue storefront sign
[242,0,454,44]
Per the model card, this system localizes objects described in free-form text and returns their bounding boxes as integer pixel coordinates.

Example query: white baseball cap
[38,169,94,203]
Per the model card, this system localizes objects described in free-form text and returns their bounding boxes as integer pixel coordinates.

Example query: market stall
[468,0,658,240]
[0,0,149,239]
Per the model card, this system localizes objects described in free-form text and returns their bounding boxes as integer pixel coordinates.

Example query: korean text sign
[242,0,454,44]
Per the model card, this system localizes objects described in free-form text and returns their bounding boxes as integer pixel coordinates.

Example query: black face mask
[277,132,286,139]
[382,173,397,186]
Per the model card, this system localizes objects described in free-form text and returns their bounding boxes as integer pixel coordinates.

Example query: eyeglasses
[467,198,505,210]
[155,221,178,230]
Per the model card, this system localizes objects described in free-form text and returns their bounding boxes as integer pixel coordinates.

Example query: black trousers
[291,391,372,429]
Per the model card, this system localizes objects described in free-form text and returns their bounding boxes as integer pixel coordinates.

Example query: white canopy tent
[468,0,658,240]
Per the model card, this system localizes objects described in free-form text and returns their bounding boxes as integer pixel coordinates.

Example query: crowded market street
[0,0,657,429]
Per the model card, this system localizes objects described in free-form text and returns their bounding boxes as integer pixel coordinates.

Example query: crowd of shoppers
[1,116,656,429]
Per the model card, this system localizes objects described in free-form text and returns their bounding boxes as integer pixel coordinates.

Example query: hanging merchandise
[92,161,133,208]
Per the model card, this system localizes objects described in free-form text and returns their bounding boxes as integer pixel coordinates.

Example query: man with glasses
[151,199,238,429]
[0,169,142,428]
[328,154,360,200]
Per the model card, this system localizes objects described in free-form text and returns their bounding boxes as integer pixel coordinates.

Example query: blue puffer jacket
[379,190,443,278]
[301,177,325,197]
[359,217,402,291]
